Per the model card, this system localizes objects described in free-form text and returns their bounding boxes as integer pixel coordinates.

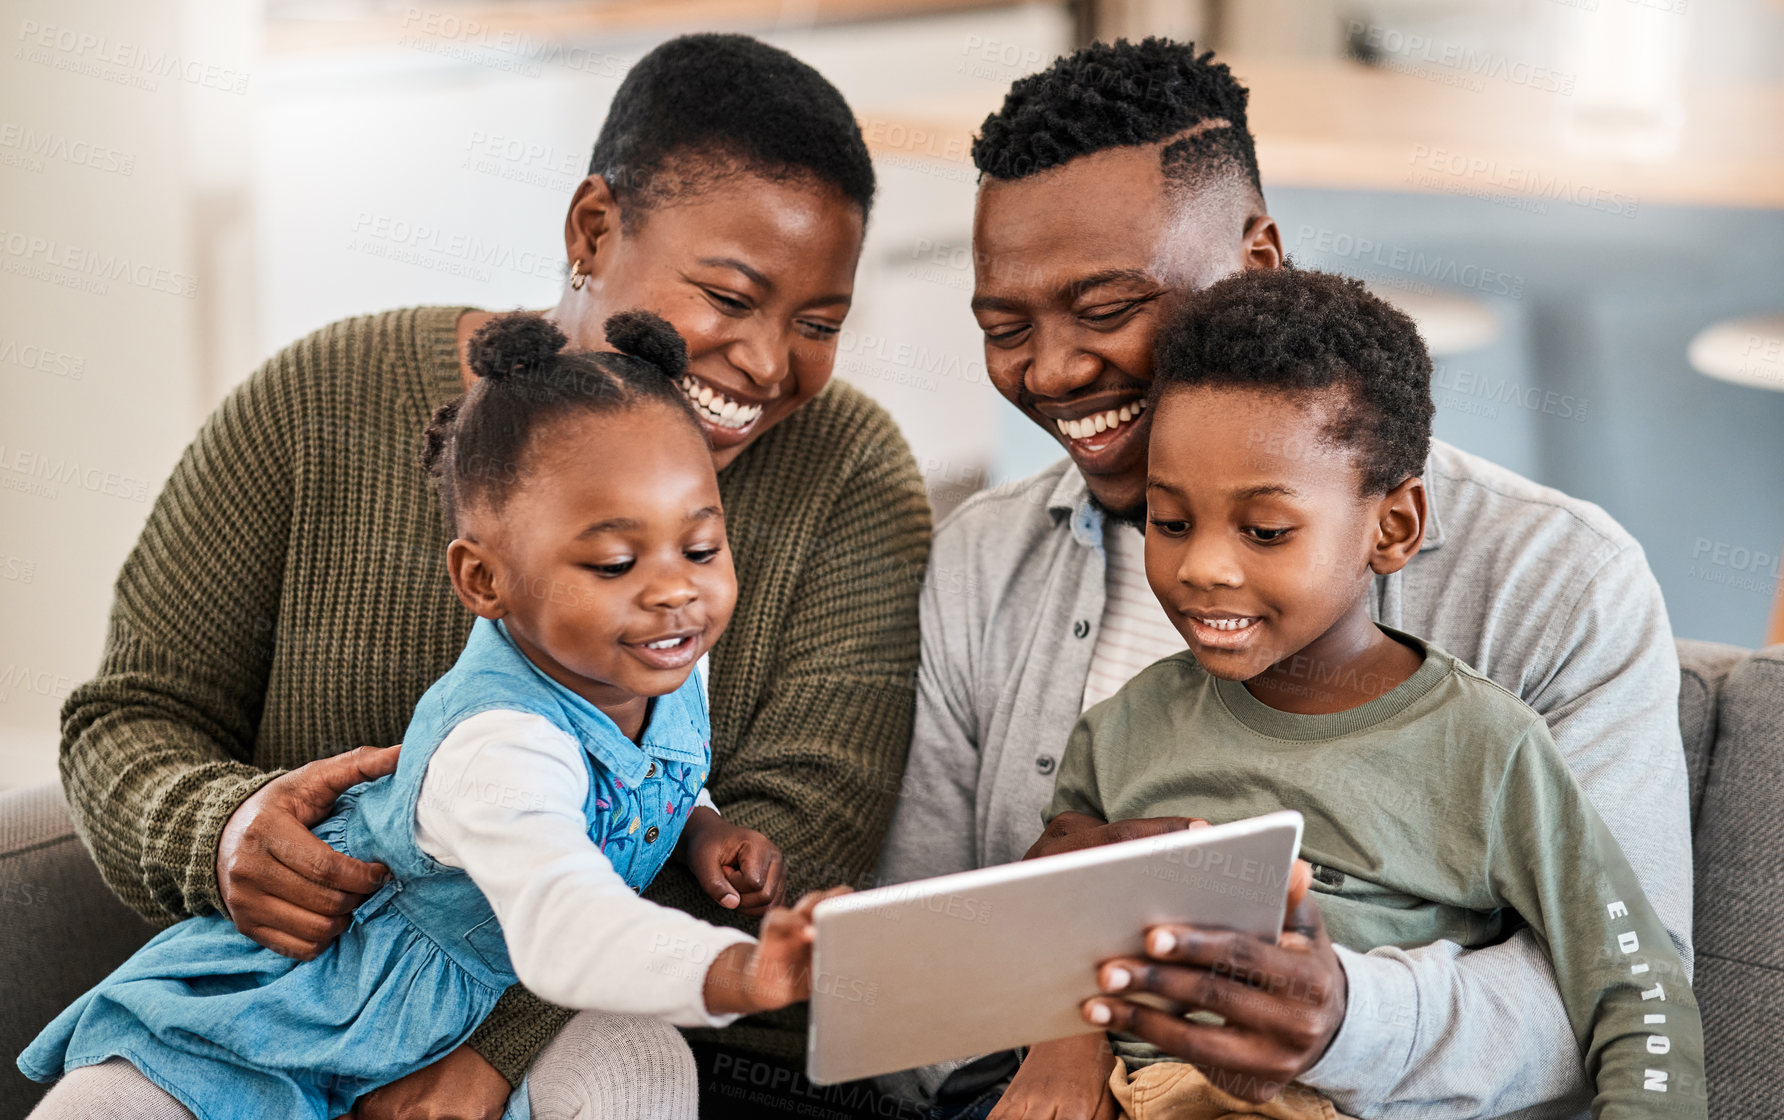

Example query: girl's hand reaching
[702,886,852,1017]
[677,805,787,914]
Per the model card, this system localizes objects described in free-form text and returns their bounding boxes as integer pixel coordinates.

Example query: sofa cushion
[0,784,157,1118]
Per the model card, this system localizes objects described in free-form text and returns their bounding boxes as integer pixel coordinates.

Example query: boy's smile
[1180,610,1262,651]
[1144,384,1424,711]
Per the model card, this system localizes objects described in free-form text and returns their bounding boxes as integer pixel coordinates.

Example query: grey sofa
[2,640,1780,1119]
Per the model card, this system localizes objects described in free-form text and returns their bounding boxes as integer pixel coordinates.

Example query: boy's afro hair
[1152,269,1434,494]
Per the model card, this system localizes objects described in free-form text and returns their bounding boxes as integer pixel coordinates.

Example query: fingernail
[1149,929,1175,955]
[1086,1002,1111,1025]
[1103,966,1131,991]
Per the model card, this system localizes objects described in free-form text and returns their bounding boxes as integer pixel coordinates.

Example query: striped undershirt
[1081,521,1190,712]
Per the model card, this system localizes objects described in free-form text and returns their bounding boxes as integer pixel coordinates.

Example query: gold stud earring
[569,259,587,291]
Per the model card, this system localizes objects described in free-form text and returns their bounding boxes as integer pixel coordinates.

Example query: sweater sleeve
[57,355,297,922]
[1489,724,1707,1118]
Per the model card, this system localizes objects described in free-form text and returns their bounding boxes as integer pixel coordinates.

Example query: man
[878,38,1693,1119]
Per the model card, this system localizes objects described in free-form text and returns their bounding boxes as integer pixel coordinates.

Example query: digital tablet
[805,810,1303,1086]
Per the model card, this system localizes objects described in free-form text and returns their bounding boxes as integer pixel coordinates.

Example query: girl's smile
[623,627,708,672]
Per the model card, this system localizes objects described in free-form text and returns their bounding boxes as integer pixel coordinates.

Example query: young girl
[20,312,843,1120]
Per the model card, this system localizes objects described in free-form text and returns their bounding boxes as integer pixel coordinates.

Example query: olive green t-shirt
[1047,630,1705,1117]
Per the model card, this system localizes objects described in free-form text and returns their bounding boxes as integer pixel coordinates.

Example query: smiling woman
[519,169,865,468]
[48,31,930,1120]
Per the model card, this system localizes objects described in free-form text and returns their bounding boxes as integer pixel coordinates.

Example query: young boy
[1001,269,1704,1119]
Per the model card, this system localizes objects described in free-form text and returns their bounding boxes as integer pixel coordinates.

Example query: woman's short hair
[588,33,876,225]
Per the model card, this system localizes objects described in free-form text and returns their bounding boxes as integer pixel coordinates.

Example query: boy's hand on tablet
[988,1034,1118,1120]
[1281,858,1314,926]
[703,886,852,1016]
[677,805,787,915]
[1025,811,1211,861]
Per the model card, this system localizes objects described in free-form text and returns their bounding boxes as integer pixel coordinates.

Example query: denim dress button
[644,825,660,843]
[646,762,657,778]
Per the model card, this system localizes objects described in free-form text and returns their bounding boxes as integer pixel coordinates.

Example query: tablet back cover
[807,810,1303,1085]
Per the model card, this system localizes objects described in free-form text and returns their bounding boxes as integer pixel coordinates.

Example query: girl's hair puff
[421,311,701,535]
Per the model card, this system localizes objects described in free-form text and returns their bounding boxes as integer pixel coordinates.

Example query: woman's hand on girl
[216,745,401,959]
[676,805,787,915]
[701,886,851,1016]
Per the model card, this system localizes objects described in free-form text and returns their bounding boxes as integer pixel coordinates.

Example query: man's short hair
[1152,269,1434,494]
[972,37,1261,197]
[589,33,875,224]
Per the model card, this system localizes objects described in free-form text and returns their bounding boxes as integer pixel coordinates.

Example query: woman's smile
[676,372,770,437]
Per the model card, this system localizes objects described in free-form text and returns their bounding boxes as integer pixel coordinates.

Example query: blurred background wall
[3,0,1782,789]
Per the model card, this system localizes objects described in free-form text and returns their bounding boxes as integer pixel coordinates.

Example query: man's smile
[1041,397,1153,468]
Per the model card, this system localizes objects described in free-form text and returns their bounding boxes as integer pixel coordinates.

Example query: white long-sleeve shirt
[413,708,756,1027]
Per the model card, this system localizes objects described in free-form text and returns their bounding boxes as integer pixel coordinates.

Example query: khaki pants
[1108,1058,1360,1120]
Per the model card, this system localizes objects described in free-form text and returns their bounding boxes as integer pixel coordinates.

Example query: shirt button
[1035,755,1056,776]
[646,762,658,778]
[644,825,661,843]
[1072,619,1090,639]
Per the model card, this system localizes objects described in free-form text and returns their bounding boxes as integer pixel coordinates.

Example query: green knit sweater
[58,306,932,1083]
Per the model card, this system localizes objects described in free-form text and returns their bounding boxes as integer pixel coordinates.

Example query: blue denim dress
[19,617,712,1120]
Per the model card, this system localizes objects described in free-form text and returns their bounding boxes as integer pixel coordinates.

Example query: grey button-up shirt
[878,440,1693,1119]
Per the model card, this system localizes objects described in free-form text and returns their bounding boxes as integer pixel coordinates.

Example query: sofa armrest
[1674,638,1747,832]
[0,783,158,1119]
[1691,646,1784,1117]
